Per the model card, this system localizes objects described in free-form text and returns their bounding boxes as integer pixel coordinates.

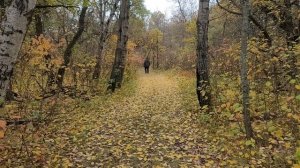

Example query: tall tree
[196,0,211,108]
[108,0,130,92]
[0,0,36,105]
[92,0,120,80]
[57,2,88,88]
[240,0,254,139]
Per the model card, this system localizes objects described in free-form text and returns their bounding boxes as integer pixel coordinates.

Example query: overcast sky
[144,0,174,17]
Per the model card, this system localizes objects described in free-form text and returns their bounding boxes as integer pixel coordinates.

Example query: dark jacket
[144,59,150,67]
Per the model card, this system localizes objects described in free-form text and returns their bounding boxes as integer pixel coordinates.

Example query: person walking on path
[144,57,151,74]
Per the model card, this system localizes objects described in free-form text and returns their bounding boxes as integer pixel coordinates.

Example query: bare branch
[35,4,78,9]
[216,0,272,45]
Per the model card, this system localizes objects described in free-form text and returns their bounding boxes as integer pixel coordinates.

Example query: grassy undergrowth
[0,70,138,167]
[0,69,299,167]
[174,69,300,167]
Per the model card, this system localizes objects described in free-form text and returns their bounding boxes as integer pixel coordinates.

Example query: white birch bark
[0,0,36,103]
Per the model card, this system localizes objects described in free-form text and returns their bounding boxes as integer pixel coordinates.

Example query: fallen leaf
[0,120,6,129]
[0,131,4,139]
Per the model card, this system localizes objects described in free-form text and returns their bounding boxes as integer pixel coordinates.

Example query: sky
[144,0,174,17]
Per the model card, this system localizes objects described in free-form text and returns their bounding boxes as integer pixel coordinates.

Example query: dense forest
[0,0,299,167]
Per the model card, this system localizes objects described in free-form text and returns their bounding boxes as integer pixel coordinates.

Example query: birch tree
[0,0,36,105]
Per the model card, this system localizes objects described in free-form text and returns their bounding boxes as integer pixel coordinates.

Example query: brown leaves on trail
[1,71,299,167]
[0,120,7,139]
[10,115,21,120]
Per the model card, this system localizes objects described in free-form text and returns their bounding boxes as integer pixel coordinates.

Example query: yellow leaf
[295,85,300,90]
[293,164,300,168]
[0,120,6,129]
[285,142,291,149]
[0,130,4,139]
[62,158,73,168]
[0,120,6,139]
[274,130,283,139]
[266,81,272,87]
[228,160,238,165]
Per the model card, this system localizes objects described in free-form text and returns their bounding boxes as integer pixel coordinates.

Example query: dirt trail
[2,71,214,167]
[57,71,211,167]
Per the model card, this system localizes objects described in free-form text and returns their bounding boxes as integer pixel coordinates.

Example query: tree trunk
[35,13,43,36]
[93,0,119,80]
[240,0,254,139]
[92,0,105,80]
[0,0,36,105]
[196,0,211,108]
[57,6,88,89]
[108,0,130,92]
[156,35,159,69]
[152,51,155,69]
[281,0,298,79]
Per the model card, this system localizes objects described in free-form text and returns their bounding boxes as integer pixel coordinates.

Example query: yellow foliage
[25,35,62,70]
[127,40,137,53]
[293,164,300,168]
[0,120,6,139]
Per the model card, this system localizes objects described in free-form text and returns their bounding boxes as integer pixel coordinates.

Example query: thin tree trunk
[152,50,155,69]
[196,0,211,108]
[282,0,298,79]
[57,6,88,88]
[0,0,36,105]
[156,35,159,69]
[35,13,43,36]
[92,0,105,80]
[240,0,254,139]
[108,0,130,92]
[93,0,119,79]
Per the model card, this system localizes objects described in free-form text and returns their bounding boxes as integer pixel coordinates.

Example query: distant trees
[145,12,166,69]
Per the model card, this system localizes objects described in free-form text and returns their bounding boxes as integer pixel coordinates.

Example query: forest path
[45,70,212,167]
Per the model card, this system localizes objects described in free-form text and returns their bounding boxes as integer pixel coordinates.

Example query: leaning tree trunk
[240,0,254,139]
[196,0,211,108]
[108,0,130,92]
[57,6,88,89]
[93,0,120,80]
[0,0,36,105]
